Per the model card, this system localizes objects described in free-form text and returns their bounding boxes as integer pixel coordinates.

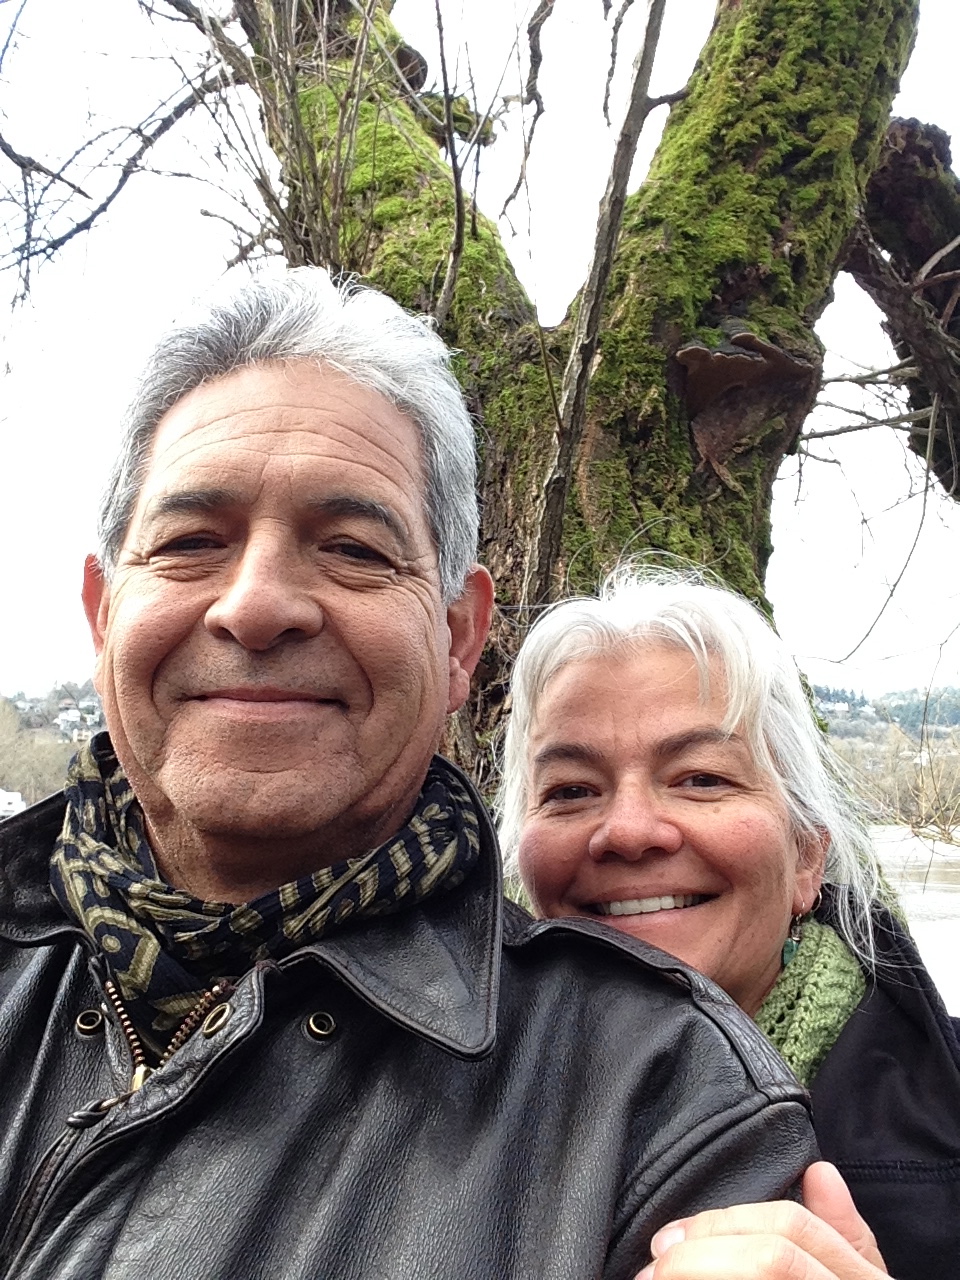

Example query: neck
[143,810,407,903]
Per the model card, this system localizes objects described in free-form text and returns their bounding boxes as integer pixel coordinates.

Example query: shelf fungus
[675,330,818,493]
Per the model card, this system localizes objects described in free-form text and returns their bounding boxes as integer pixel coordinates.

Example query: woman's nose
[587,785,684,862]
[204,537,324,650]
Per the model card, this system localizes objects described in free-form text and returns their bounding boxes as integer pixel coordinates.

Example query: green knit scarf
[755,920,866,1086]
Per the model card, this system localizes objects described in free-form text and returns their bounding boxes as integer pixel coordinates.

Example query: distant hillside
[815,685,960,737]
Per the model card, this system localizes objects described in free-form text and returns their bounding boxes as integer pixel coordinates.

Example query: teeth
[597,894,708,916]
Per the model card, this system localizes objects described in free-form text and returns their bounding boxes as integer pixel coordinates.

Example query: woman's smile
[518,644,822,1015]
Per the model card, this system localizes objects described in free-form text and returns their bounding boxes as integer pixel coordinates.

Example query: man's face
[83,360,491,873]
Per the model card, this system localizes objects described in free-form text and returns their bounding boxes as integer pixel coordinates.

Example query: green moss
[554,0,919,602]
[419,93,495,147]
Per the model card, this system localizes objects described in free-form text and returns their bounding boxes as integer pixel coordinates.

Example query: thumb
[802,1161,888,1271]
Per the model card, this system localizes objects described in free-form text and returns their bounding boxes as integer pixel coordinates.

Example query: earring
[781,900,805,967]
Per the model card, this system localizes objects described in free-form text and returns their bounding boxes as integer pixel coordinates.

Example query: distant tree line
[813,685,869,708]
[874,689,960,735]
[816,683,960,736]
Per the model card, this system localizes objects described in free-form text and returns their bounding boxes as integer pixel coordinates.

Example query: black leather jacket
[0,779,816,1280]
[811,895,960,1280]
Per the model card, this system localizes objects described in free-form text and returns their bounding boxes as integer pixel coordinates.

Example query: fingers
[633,1191,888,1280]
[801,1163,885,1269]
[635,1232,840,1279]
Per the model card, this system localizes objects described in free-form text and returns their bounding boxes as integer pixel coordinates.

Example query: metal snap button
[304,1011,337,1041]
[75,1008,105,1036]
[201,1003,233,1037]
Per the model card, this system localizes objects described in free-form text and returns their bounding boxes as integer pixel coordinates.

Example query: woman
[499,565,960,1280]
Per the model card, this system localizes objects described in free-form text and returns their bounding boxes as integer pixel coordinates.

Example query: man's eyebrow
[303,495,408,545]
[145,490,410,546]
[148,488,241,519]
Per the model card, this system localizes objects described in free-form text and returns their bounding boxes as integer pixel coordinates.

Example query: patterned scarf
[755,919,866,1086]
[51,733,481,1045]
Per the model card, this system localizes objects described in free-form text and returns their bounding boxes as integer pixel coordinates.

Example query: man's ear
[446,565,494,714]
[82,554,110,658]
[793,828,828,916]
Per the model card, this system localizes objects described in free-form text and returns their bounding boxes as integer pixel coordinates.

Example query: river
[873,825,960,1015]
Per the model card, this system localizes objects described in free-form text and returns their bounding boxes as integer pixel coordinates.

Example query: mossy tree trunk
[236,0,919,774]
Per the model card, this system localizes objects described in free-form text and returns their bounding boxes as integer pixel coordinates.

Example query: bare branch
[433,0,465,329]
[0,131,91,199]
[839,395,939,662]
[847,220,960,496]
[0,0,29,76]
[822,360,917,386]
[912,267,960,292]
[500,0,556,218]
[803,407,931,439]
[9,71,227,271]
[916,231,960,282]
[646,89,687,110]
[602,0,636,125]
[147,0,254,87]
[526,0,669,605]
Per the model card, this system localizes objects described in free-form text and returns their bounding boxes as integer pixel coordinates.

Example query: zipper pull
[130,1063,153,1091]
[65,1092,129,1130]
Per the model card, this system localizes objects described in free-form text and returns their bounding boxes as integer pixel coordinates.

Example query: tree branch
[0,132,90,198]
[432,0,465,329]
[602,0,637,125]
[803,407,930,439]
[500,0,556,218]
[147,0,254,87]
[847,219,960,497]
[916,231,960,283]
[8,72,227,271]
[526,0,669,605]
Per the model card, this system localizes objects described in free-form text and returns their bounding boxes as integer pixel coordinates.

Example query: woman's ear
[793,828,828,915]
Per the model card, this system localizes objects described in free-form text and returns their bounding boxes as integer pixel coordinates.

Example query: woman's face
[518,645,824,1014]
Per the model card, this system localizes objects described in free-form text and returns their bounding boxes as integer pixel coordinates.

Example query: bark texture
[238,0,920,772]
[855,119,960,495]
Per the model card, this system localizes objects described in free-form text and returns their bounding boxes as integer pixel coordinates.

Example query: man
[0,268,818,1280]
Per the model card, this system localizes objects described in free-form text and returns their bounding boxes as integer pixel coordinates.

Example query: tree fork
[555,0,919,608]
[234,0,920,777]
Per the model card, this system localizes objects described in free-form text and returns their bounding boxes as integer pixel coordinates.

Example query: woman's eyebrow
[532,729,744,772]
[653,728,743,759]
[531,742,606,771]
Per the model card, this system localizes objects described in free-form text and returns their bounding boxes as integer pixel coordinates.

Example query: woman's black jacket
[812,894,960,1280]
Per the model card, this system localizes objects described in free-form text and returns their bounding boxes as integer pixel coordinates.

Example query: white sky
[1,0,959,698]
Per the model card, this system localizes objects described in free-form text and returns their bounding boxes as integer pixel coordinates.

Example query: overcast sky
[1,0,959,698]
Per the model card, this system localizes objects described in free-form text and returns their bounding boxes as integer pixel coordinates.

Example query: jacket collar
[0,791,77,944]
[0,761,503,1059]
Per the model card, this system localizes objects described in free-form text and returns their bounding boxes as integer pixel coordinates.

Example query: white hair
[498,562,882,970]
[97,267,478,603]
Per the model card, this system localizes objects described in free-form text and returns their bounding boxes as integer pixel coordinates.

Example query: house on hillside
[0,790,26,820]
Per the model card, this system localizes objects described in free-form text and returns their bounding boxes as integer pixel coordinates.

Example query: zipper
[103,978,231,1090]
[0,979,233,1271]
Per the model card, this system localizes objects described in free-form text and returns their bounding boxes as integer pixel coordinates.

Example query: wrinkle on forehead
[128,362,434,554]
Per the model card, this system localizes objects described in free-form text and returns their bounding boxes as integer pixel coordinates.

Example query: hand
[633,1162,888,1279]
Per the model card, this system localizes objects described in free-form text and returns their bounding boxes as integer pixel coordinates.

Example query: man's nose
[587,783,684,862]
[204,537,324,650]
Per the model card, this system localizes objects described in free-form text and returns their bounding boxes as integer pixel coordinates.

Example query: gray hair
[97,268,479,602]
[498,562,882,971]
